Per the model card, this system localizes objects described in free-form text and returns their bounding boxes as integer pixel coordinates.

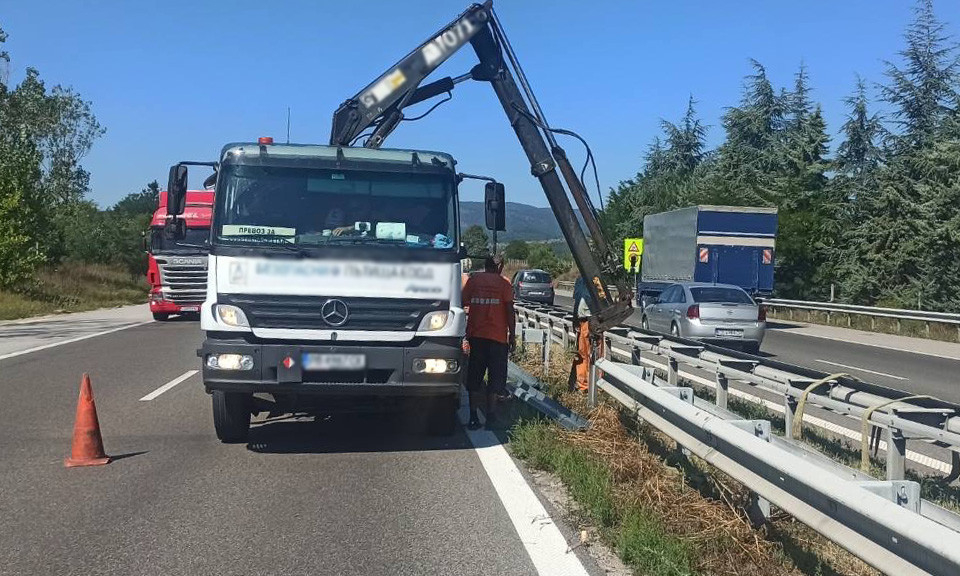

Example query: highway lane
[0,314,601,576]
[554,294,960,403]
[0,304,151,360]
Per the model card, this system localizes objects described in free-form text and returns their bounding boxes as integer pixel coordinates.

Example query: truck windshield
[214,164,457,250]
[149,228,210,253]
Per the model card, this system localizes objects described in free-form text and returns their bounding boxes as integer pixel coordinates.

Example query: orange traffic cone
[64,373,111,467]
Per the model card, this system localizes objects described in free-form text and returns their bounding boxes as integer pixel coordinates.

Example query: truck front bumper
[198,335,464,397]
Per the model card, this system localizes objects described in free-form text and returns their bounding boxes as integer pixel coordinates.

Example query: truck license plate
[302,353,366,371]
[716,328,743,338]
[180,306,200,312]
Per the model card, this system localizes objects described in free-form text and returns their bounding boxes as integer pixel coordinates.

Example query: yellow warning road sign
[623,238,643,272]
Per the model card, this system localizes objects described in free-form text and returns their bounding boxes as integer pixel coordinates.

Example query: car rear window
[523,272,552,283]
[690,287,753,304]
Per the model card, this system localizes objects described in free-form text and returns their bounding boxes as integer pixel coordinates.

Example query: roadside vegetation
[0,263,147,321]
[600,0,960,314]
[508,346,878,576]
[0,26,156,319]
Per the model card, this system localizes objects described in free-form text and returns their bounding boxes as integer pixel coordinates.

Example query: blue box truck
[637,205,778,305]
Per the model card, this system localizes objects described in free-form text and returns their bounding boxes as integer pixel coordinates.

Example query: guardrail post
[784,395,799,440]
[667,357,679,387]
[588,344,598,408]
[716,371,729,410]
[542,329,550,373]
[886,427,906,481]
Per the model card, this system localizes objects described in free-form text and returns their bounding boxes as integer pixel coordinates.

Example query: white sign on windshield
[222,225,296,237]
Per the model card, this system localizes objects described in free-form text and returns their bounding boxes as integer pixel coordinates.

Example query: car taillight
[758,305,767,322]
[686,305,700,319]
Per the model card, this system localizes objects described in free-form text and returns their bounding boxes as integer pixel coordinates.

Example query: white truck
[167,141,475,441]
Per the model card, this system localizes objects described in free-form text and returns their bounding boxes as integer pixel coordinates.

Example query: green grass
[510,419,697,576]
[0,262,148,320]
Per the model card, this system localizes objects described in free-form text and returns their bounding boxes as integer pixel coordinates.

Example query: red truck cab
[147,190,214,321]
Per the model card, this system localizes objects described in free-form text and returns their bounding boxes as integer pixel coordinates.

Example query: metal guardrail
[514,301,960,574]
[762,298,960,336]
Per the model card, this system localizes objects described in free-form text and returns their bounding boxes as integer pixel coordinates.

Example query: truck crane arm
[329,1,633,332]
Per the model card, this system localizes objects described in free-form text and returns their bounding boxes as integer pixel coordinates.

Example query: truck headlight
[413,358,459,374]
[215,304,249,327]
[418,310,450,331]
[206,354,254,371]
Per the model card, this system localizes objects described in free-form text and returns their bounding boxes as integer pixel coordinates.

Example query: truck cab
[190,141,467,441]
[147,190,213,320]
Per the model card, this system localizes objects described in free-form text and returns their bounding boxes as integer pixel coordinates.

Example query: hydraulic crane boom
[330,1,633,332]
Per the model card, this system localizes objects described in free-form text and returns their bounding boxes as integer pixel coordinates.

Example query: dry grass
[510,344,880,576]
[0,262,147,320]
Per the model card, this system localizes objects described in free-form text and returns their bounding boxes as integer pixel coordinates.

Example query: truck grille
[220,294,445,331]
[155,256,208,304]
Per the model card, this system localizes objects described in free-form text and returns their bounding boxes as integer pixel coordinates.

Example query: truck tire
[212,391,251,443]
[427,395,458,436]
[152,312,170,321]
[641,316,649,331]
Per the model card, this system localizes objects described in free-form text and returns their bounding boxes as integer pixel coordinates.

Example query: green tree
[503,239,530,261]
[462,224,489,270]
[527,244,569,278]
[114,180,160,216]
[834,78,886,302]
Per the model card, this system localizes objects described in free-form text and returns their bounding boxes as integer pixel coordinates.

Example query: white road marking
[814,359,908,381]
[139,370,198,401]
[0,321,153,362]
[461,403,591,576]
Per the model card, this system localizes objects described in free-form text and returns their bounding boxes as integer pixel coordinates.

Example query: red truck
[146,189,213,321]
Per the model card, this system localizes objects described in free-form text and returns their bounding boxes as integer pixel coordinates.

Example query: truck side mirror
[484,182,505,232]
[458,244,469,259]
[167,164,188,216]
[164,218,186,241]
[141,231,148,252]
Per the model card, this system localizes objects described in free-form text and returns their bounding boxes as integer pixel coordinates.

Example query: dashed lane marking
[139,370,198,401]
[814,359,908,381]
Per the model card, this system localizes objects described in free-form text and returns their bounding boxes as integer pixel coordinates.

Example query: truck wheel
[212,391,251,443]
[152,312,170,321]
[641,316,649,331]
[427,395,458,436]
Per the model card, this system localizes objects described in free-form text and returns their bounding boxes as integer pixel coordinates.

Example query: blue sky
[3,1,959,208]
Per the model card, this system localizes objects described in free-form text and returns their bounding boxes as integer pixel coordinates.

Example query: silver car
[641,282,765,353]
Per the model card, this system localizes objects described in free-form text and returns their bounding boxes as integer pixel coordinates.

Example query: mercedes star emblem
[321,299,349,327]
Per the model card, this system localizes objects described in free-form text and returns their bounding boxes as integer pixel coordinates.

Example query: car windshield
[690,287,754,304]
[149,227,209,253]
[214,164,456,250]
[523,272,551,283]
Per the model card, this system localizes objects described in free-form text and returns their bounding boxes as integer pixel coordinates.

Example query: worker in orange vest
[572,276,603,392]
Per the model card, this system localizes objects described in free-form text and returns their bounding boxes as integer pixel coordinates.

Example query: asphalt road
[553,294,960,403]
[0,311,602,576]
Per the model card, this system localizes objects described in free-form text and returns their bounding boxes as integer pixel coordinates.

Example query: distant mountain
[459,201,584,242]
